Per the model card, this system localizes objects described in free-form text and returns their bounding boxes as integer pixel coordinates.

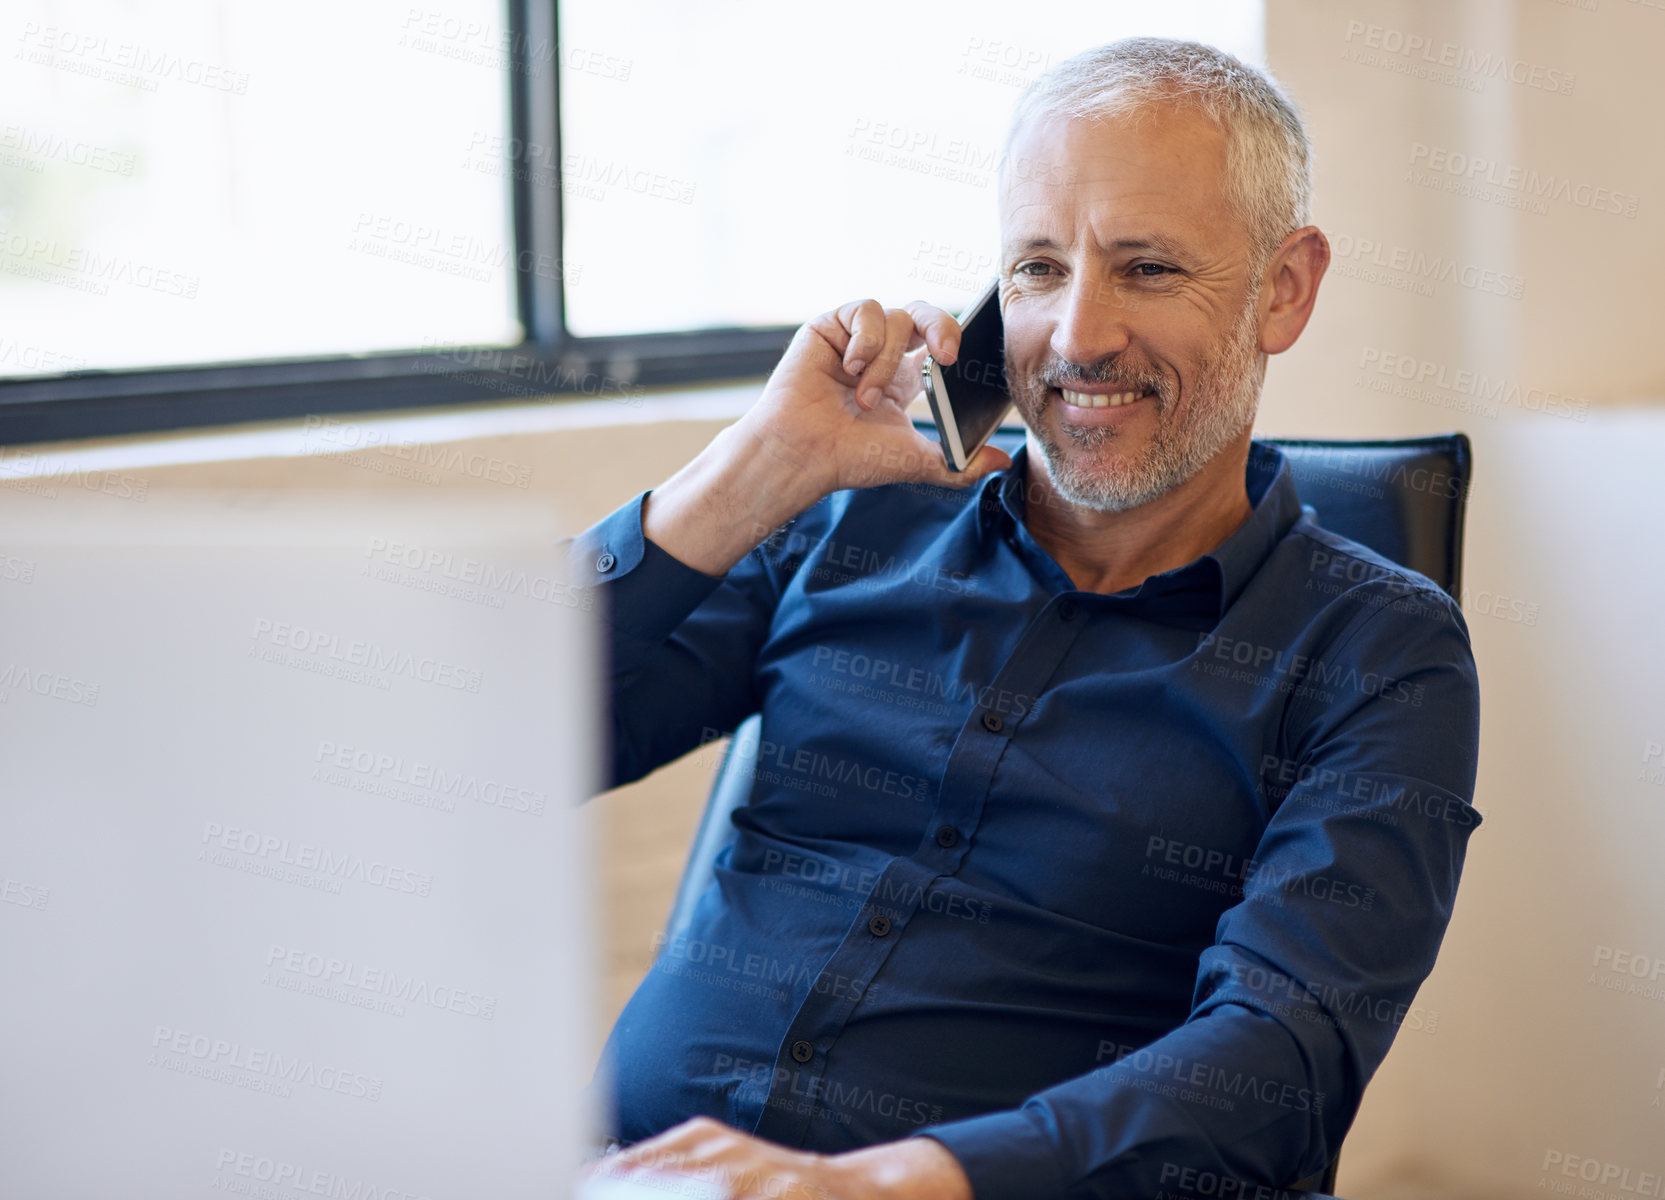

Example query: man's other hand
[581,1115,974,1200]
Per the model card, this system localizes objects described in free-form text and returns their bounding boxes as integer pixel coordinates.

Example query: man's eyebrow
[1004,233,1195,262]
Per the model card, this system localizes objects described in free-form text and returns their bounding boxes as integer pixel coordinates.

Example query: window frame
[0,0,793,447]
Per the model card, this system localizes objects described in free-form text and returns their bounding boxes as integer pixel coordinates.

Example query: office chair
[661,429,1473,1200]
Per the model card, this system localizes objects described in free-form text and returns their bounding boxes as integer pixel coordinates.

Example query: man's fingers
[858,308,923,409]
[903,299,961,366]
[919,434,1013,489]
[836,298,888,379]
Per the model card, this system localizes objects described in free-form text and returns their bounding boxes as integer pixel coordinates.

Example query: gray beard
[1009,297,1266,513]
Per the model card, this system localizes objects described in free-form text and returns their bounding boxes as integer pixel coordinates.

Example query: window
[0,0,1262,444]
[558,0,1263,334]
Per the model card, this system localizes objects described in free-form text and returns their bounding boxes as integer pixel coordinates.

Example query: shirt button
[595,551,617,573]
[980,711,1004,734]
[1059,599,1078,621]
[790,1040,814,1063]
[934,825,960,848]
[867,914,892,937]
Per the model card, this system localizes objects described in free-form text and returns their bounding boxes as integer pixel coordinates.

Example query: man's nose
[1049,275,1132,366]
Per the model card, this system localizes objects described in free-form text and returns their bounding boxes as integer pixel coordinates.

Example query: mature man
[571,38,1481,1200]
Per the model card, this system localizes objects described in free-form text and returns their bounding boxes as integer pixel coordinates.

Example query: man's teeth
[1060,389,1143,409]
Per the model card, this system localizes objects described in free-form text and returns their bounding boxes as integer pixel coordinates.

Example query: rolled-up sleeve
[917,589,1483,1199]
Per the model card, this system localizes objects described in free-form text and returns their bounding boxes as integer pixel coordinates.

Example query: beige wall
[7,2,1663,1193]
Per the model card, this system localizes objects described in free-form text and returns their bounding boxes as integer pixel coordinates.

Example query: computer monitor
[0,483,601,1200]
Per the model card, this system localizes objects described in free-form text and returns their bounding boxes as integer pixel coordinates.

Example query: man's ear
[1258,227,1330,355]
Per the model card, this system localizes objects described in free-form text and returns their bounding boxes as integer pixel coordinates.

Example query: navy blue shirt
[567,442,1481,1198]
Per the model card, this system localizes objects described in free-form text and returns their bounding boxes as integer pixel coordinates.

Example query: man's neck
[1019,433,1256,596]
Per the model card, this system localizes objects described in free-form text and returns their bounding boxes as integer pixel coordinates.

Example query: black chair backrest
[661,432,1471,1200]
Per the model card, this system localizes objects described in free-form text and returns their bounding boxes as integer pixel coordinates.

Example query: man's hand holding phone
[641,299,1012,578]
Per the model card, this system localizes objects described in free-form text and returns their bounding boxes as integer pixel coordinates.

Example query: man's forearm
[829,1135,974,1200]
[641,421,827,577]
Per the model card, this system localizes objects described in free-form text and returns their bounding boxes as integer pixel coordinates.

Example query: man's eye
[1014,262,1054,277]
[1133,262,1173,277]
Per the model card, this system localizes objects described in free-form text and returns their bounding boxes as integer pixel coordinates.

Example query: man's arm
[564,300,1010,787]
[902,586,1482,1198]
[637,298,1006,576]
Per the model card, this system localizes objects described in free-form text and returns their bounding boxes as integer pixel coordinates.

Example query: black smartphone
[922,278,1012,472]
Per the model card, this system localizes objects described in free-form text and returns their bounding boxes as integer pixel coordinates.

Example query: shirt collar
[976,439,1304,618]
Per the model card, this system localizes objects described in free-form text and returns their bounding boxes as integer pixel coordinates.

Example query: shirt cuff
[564,491,729,644]
[912,1106,1070,1200]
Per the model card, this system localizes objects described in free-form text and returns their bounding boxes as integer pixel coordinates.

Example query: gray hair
[1004,38,1312,269]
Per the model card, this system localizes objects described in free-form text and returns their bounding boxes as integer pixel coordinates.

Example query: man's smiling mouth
[1058,388,1153,409]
